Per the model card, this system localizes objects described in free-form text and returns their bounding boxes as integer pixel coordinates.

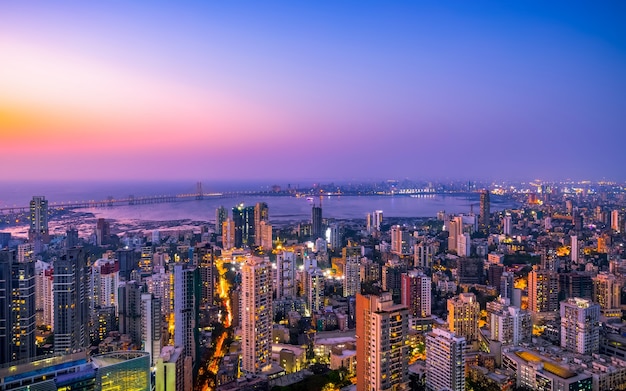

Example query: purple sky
[1,1,625,182]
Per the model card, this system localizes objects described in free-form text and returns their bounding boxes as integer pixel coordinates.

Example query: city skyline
[1,1,625,182]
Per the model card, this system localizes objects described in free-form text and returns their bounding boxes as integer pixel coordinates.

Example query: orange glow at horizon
[0,38,291,159]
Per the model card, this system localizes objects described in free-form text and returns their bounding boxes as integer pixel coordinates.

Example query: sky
[1,1,625,183]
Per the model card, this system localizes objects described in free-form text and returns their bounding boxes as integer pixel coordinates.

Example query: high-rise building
[503,213,512,236]
[95,218,111,246]
[356,292,409,391]
[233,203,255,248]
[343,256,361,297]
[222,218,235,250]
[66,227,79,249]
[447,293,480,342]
[54,247,90,354]
[611,210,620,232]
[305,268,325,314]
[390,225,411,255]
[275,251,296,300]
[0,250,36,364]
[254,202,269,246]
[592,273,622,315]
[500,271,514,301]
[360,258,381,284]
[479,189,490,233]
[367,210,383,233]
[138,246,153,277]
[92,258,120,309]
[559,272,593,301]
[528,268,559,315]
[141,293,162,366]
[447,216,463,253]
[489,303,531,346]
[35,260,55,328]
[560,298,600,354]
[312,205,323,239]
[156,346,185,391]
[401,269,431,318]
[116,248,138,281]
[426,328,466,391]
[146,268,171,316]
[29,196,50,243]
[487,263,504,288]
[414,241,435,269]
[372,210,383,232]
[118,280,144,346]
[570,235,579,263]
[196,243,214,309]
[326,223,341,250]
[457,257,484,285]
[258,221,273,251]
[215,206,228,236]
[172,263,198,367]
[241,256,273,374]
[457,233,471,257]
[382,261,407,303]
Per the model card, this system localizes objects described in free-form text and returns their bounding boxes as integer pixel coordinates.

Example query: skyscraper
[118,280,144,346]
[343,256,361,297]
[611,210,620,232]
[196,243,214,309]
[502,213,512,236]
[254,202,269,246]
[305,268,325,314]
[401,269,431,318]
[172,263,198,368]
[29,196,50,243]
[457,233,471,257]
[54,247,90,354]
[233,203,255,248]
[215,206,228,236]
[479,189,490,233]
[528,268,559,315]
[356,292,409,391]
[447,292,480,342]
[447,216,463,253]
[222,218,235,250]
[241,256,273,374]
[426,328,466,391]
[560,298,600,354]
[258,221,273,251]
[92,258,120,309]
[311,205,323,239]
[570,235,579,263]
[275,251,296,300]
[414,241,435,269]
[592,272,622,316]
[141,292,162,366]
[0,249,36,364]
[489,303,531,346]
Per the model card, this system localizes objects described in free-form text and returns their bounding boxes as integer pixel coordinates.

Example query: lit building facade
[356,292,409,391]
[426,328,466,391]
[241,256,273,374]
[401,269,431,318]
[447,292,480,343]
[560,298,600,355]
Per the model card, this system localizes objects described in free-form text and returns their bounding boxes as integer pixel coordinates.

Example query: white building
[426,328,466,391]
[241,256,273,374]
[560,298,600,355]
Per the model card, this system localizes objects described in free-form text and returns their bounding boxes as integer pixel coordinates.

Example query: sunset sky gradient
[1,1,625,182]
